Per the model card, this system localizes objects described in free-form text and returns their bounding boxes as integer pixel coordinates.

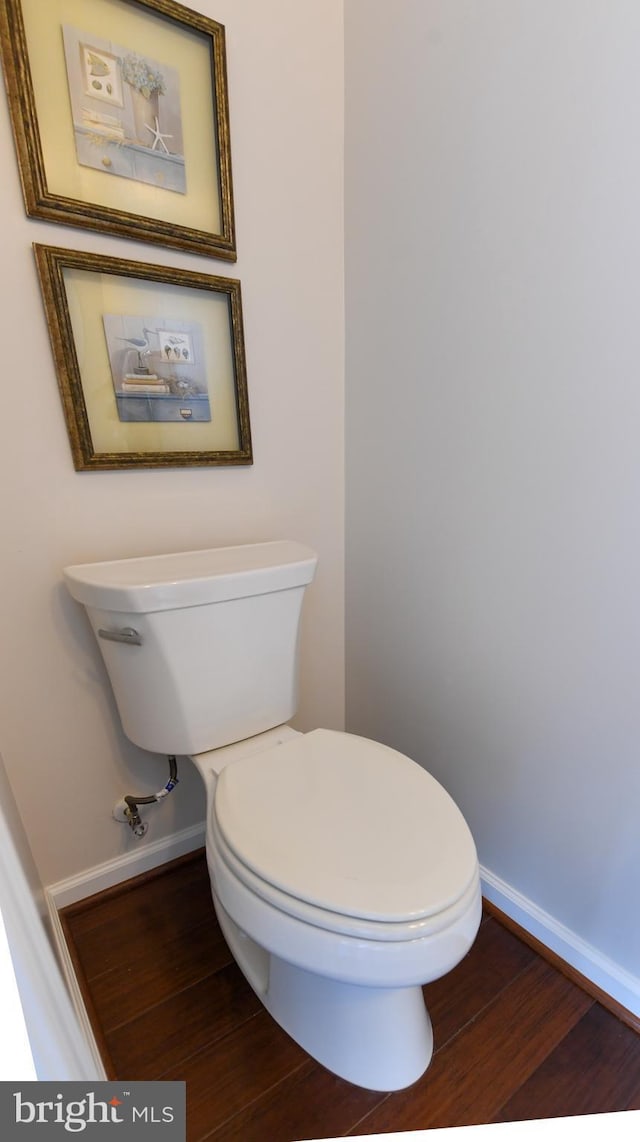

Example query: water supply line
[115,756,179,838]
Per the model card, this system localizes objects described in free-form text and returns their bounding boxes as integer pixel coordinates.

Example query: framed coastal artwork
[34,244,252,469]
[0,0,236,259]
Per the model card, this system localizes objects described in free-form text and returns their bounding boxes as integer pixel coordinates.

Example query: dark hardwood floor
[60,850,640,1142]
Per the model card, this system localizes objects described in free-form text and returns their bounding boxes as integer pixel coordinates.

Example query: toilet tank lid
[63,541,318,612]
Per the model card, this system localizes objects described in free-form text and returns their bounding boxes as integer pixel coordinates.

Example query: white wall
[0,752,101,1079]
[345,0,640,997]
[0,0,345,886]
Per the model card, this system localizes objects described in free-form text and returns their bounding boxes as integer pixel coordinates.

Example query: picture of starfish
[145,116,172,153]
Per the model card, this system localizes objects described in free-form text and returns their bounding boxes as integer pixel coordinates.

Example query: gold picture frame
[34,244,252,470]
[1,0,236,260]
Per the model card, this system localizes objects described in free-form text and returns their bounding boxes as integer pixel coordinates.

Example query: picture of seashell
[87,51,109,76]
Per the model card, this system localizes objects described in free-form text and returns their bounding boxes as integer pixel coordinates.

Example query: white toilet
[64,540,482,1092]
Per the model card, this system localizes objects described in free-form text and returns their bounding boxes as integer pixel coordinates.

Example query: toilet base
[214,895,434,1092]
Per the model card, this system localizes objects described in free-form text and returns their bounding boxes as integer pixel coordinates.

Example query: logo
[1,1083,185,1140]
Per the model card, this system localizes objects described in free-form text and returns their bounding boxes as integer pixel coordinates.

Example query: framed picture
[34,244,252,470]
[0,0,236,260]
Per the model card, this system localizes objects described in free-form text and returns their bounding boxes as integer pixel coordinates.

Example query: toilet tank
[64,541,318,756]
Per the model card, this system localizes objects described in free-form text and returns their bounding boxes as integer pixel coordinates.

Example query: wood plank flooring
[60,850,640,1142]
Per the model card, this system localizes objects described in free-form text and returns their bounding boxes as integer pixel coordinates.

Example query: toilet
[64,540,482,1092]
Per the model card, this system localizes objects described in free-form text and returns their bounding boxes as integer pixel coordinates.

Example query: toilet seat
[213,729,478,937]
[211,810,481,943]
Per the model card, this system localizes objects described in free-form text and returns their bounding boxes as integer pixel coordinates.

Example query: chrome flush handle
[97,626,143,646]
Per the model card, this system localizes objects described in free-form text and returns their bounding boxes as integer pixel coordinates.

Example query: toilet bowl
[63,540,482,1092]
[191,724,482,1091]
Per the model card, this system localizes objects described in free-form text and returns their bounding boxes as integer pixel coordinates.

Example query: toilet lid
[213,729,478,924]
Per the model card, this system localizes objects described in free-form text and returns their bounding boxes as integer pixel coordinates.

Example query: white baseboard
[481,865,640,1020]
[44,895,107,1080]
[47,822,206,910]
[44,822,204,1079]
